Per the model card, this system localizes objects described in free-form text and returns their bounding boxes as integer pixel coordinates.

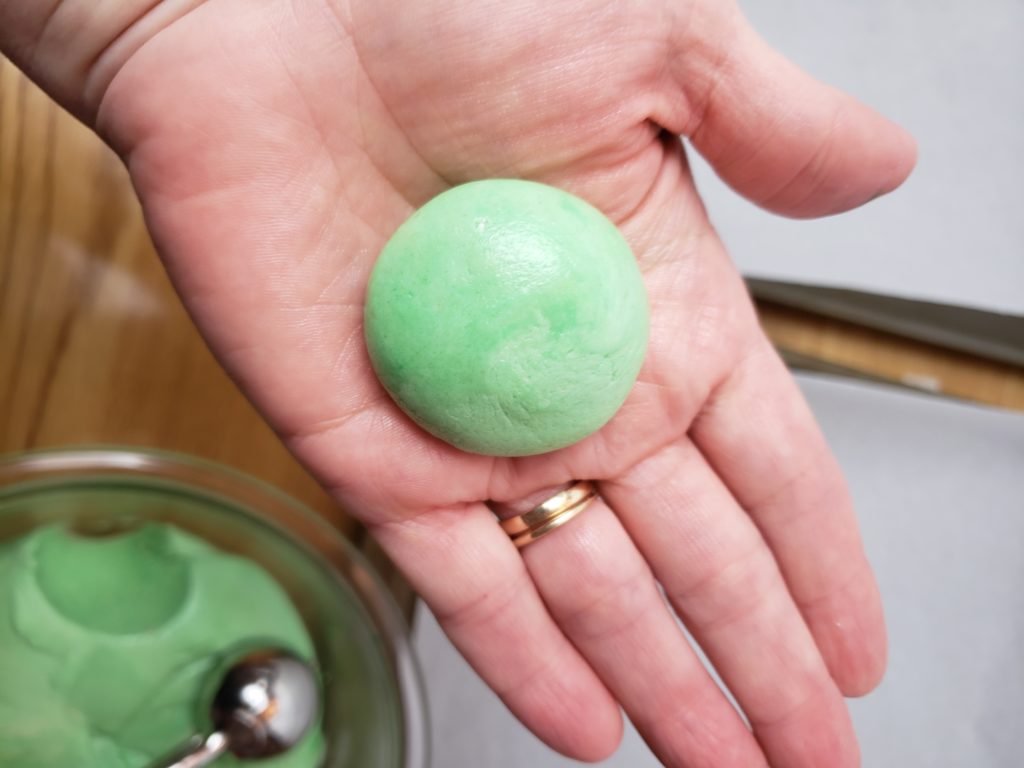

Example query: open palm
[32,0,916,764]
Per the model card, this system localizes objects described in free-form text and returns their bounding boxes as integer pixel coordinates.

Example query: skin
[1,1,916,766]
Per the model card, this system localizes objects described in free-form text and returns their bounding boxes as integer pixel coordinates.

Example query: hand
[8,0,914,764]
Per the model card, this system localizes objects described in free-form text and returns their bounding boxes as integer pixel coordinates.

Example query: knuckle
[667,543,777,633]
[555,562,660,643]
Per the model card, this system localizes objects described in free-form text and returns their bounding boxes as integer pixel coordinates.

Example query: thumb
[669,3,917,218]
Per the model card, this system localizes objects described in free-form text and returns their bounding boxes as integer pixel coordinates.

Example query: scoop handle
[152,731,229,768]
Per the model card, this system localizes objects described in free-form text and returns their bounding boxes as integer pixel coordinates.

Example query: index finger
[689,333,887,697]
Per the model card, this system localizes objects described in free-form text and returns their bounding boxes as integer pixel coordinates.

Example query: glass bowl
[0,447,428,768]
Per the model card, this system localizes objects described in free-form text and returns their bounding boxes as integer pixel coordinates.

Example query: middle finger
[602,439,859,767]
[491,489,765,768]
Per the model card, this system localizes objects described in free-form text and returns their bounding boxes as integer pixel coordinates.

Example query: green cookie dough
[364,179,649,456]
[0,523,324,768]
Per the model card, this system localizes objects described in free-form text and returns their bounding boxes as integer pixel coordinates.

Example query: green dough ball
[364,179,649,456]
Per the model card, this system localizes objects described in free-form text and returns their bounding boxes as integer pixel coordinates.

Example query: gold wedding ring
[500,481,598,549]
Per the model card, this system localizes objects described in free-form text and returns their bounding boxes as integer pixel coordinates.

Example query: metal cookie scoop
[155,646,320,768]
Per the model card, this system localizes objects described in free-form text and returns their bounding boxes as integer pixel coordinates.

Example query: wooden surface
[0,58,354,535]
[758,302,1024,412]
[2,57,1021,558]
